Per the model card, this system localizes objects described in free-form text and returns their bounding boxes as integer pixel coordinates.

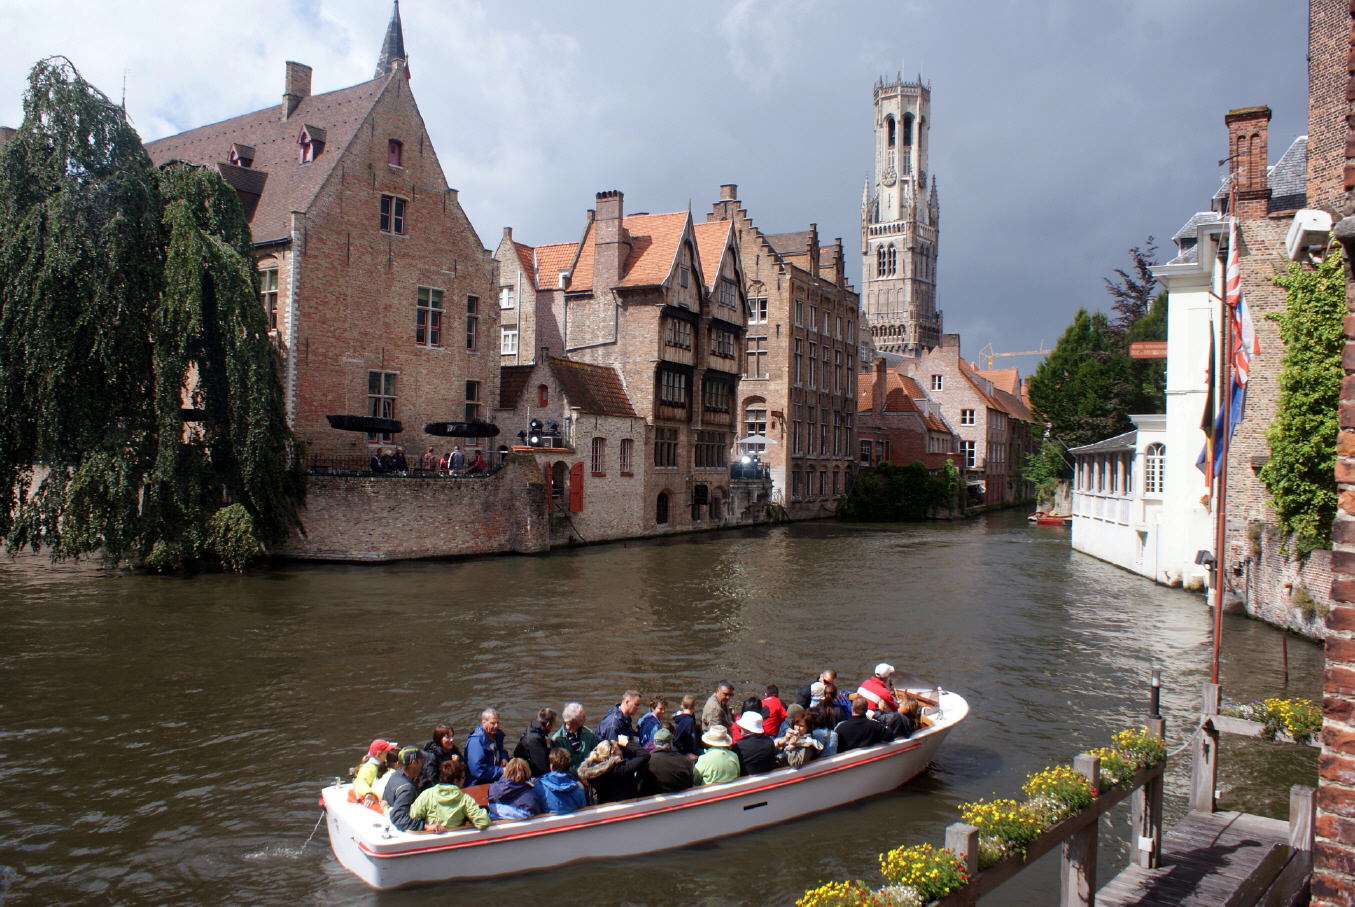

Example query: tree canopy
[0,58,303,570]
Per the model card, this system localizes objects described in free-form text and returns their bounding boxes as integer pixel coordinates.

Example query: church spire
[374,0,408,79]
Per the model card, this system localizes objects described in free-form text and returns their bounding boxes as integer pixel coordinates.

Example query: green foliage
[1221,698,1323,743]
[837,460,955,522]
[1021,438,1072,507]
[1259,249,1345,557]
[0,58,303,571]
[1023,764,1095,812]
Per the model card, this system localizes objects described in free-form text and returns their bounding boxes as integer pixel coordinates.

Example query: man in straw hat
[693,725,740,786]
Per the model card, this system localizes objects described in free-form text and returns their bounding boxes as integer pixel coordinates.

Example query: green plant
[1259,248,1346,557]
[958,798,1047,868]
[1086,746,1136,790]
[1022,438,1072,508]
[1222,699,1323,743]
[1023,764,1095,812]
[1291,584,1316,615]
[1247,521,1264,559]
[837,460,953,522]
[879,844,969,901]
[796,881,886,907]
[1109,727,1166,769]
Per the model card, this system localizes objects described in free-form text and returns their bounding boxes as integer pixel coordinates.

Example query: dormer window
[388,139,403,168]
[298,125,326,164]
[227,143,255,168]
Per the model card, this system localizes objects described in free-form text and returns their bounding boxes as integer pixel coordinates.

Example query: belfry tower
[861,73,941,356]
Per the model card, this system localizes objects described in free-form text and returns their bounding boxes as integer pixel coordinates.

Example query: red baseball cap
[368,739,398,759]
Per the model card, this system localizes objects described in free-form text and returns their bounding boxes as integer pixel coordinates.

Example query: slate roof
[146,77,388,243]
[765,231,813,257]
[1268,136,1307,212]
[691,220,731,291]
[1068,430,1136,455]
[548,357,636,417]
[498,365,534,410]
[374,1,407,79]
[1172,211,1222,243]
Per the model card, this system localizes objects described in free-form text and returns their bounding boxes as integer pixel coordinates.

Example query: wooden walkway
[1098,810,1310,907]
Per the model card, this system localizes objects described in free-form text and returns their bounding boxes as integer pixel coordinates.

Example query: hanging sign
[1129,341,1168,360]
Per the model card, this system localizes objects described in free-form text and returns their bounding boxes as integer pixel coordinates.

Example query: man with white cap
[731,710,778,776]
[857,663,901,715]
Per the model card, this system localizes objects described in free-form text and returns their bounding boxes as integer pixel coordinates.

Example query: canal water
[0,511,1321,906]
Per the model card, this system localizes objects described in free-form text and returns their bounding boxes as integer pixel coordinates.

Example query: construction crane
[977,341,1052,370]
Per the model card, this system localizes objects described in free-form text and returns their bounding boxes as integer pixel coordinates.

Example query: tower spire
[375,0,408,79]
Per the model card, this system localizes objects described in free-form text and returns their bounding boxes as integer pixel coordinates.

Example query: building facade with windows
[706,185,861,516]
[145,8,499,460]
[860,74,941,356]
[494,189,767,537]
[856,357,959,473]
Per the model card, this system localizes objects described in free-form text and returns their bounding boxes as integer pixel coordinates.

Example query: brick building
[857,357,959,472]
[899,335,1037,506]
[860,73,942,357]
[145,6,499,461]
[705,185,861,515]
[494,190,768,537]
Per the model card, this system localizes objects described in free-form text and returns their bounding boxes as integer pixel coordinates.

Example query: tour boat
[323,688,969,890]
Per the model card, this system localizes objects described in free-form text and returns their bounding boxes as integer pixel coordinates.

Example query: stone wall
[280,452,547,561]
[1243,525,1332,639]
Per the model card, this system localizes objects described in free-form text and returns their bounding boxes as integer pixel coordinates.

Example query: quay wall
[280,453,548,561]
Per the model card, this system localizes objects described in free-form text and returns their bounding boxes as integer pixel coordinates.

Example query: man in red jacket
[856,663,900,714]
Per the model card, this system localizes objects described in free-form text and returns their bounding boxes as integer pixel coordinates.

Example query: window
[665,319,693,350]
[876,246,887,278]
[886,245,897,276]
[833,412,842,457]
[591,437,606,475]
[793,418,803,454]
[1144,443,1165,495]
[847,320,854,344]
[810,306,818,333]
[744,338,767,379]
[367,371,397,444]
[703,377,731,413]
[259,267,279,331]
[793,470,802,498]
[500,286,516,309]
[620,438,634,476]
[744,408,767,454]
[818,471,826,497]
[380,195,406,234]
[710,327,735,359]
[808,342,817,388]
[794,339,803,385]
[655,428,679,468]
[807,407,816,454]
[464,381,482,445]
[861,440,872,464]
[960,440,976,468]
[656,492,670,525]
[748,297,768,324]
[931,374,943,391]
[823,310,831,335]
[538,385,549,407]
[878,441,888,465]
[465,296,479,350]
[834,350,842,394]
[836,315,842,339]
[794,297,804,326]
[823,346,831,390]
[416,287,443,347]
[696,430,726,468]
[679,267,690,288]
[659,370,687,407]
[387,139,403,167]
[820,422,828,456]
[718,279,737,309]
[961,409,975,426]
[501,327,518,355]
[298,126,321,164]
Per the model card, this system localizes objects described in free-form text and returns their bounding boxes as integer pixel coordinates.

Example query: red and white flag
[1225,217,1260,386]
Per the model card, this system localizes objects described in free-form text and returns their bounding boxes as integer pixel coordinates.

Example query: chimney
[940,333,960,350]
[808,223,819,278]
[503,226,513,240]
[1225,106,1272,220]
[711,184,740,222]
[594,190,625,289]
[283,62,312,120]
[720,184,737,200]
[873,357,887,413]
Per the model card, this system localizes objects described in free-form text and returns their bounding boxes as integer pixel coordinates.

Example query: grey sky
[0,1,1308,370]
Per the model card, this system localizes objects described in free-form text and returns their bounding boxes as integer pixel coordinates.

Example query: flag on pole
[1197,327,1215,484]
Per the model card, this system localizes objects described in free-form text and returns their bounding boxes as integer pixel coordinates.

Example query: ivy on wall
[1258,246,1346,557]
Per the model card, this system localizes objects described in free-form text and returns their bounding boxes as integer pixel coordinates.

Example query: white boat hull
[324,690,968,890]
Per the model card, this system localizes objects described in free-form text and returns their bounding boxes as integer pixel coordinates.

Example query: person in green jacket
[548,703,599,773]
[693,726,741,786]
[409,760,491,832]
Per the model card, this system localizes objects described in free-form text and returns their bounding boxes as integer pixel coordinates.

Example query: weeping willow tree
[0,58,303,570]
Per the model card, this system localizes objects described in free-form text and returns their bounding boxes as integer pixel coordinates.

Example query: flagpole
[1211,182,1239,686]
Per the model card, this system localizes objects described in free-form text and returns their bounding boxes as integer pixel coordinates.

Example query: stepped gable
[499,365,533,410]
[145,78,385,243]
[690,220,732,292]
[547,358,635,417]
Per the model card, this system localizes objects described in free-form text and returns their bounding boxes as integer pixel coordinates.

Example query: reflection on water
[0,512,1320,906]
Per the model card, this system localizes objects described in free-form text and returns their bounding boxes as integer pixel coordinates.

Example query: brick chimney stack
[712,184,739,221]
[283,62,312,120]
[593,190,627,289]
[873,357,887,413]
[1225,106,1272,220]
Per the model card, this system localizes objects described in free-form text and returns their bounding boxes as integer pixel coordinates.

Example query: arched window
[902,113,914,146]
[1144,443,1165,495]
[887,244,897,276]
[887,116,896,148]
[538,384,549,407]
[656,492,670,525]
[876,245,887,277]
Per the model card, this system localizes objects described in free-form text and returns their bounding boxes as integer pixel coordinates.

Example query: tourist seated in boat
[817,682,846,727]
[537,748,587,814]
[596,690,643,744]
[693,726,740,785]
[512,708,557,777]
[779,703,805,736]
[776,710,822,768]
[761,685,787,735]
[857,663,915,739]
[640,728,694,795]
[635,696,668,748]
[835,697,892,753]
[353,739,398,808]
[806,707,839,757]
[465,709,509,786]
[730,695,764,743]
[702,681,735,733]
[386,746,432,832]
[418,724,461,793]
[487,758,544,821]
[673,695,699,757]
[548,702,598,774]
[732,711,778,775]
[410,758,490,833]
[796,669,836,709]
[578,739,651,804]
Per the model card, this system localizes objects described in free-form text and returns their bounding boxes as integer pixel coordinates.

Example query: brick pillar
[1225,106,1273,220]
[1315,7,1355,903]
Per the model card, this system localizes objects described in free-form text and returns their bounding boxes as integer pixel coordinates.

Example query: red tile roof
[618,212,688,287]
[992,386,1036,423]
[858,370,921,415]
[498,365,534,410]
[145,77,389,243]
[533,242,577,291]
[548,357,636,417]
[976,367,1021,396]
[691,220,731,292]
[513,242,536,285]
